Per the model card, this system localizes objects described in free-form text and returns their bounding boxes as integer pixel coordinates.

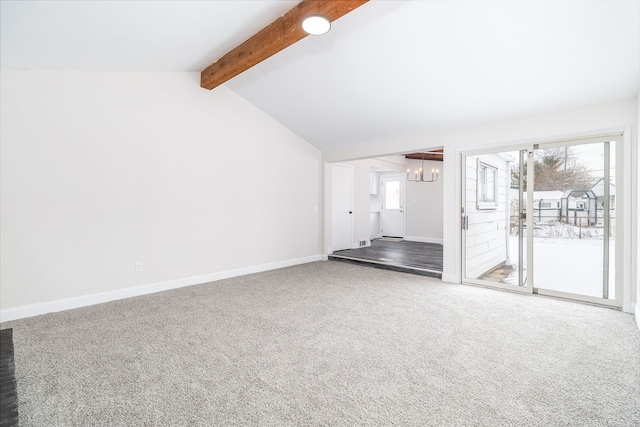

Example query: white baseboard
[404,235,443,245]
[0,255,322,323]
[441,273,459,284]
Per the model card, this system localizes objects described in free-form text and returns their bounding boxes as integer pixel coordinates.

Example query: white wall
[637,90,640,331]
[0,71,321,317]
[405,159,444,244]
[349,160,372,247]
[370,187,381,240]
[323,98,638,313]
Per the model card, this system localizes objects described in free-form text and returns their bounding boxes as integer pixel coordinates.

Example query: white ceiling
[0,0,298,71]
[2,0,639,152]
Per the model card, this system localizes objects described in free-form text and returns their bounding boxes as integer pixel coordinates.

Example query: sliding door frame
[532,135,623,309]
[460,146,533,294]
[460,132,625,309]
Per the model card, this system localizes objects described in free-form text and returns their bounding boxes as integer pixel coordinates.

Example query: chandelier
[407,152,439,182]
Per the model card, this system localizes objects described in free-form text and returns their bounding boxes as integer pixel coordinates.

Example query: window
[384,181,400,210]
[477,161,498,209]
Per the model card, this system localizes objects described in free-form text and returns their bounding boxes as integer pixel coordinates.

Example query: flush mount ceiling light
[201,0,368,90]
[302,15,331,35]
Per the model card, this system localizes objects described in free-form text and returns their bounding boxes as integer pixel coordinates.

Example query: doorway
[380,174,405,238]
[327,154,443,277]
[461,135,621,307]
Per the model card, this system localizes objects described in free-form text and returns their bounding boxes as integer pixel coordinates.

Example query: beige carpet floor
[3,261,640,426]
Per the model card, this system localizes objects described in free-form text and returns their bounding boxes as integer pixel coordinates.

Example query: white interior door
[331,164,353,251]
[380,175,404,238]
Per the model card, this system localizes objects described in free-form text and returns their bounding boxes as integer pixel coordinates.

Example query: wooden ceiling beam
[201,0,368,90]
[405,150,444,162]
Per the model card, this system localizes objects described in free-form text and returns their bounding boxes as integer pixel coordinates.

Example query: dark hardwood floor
[329,239,443,278]
[1,328,19,427]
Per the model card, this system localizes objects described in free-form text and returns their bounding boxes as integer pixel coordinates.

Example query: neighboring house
[590,178,616,207]
[509,189,568,208]
[533,191,564,209]
[510,186,612,225]
[556,179,616,226]
[509,189,565,222]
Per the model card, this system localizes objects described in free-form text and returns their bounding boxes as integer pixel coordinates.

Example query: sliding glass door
[532,139,617,304]
[462,149,531,292]
[462,135,621,307]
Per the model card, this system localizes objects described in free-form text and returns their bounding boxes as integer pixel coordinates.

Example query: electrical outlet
[135,262,143,272]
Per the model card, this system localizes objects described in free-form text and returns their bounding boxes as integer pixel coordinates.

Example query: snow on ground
[508,235,615,300]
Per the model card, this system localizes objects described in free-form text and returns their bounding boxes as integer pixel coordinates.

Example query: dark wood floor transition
[329,239,443,278]
[0,328,19,427]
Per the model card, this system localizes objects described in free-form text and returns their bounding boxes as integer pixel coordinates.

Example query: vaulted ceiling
[2,0,638,152]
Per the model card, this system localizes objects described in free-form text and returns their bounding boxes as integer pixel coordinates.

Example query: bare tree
[511,147,595,191]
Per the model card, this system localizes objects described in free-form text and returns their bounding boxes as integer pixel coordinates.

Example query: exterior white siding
[465,154,510,279]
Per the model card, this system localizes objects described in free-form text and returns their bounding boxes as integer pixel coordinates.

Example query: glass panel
[608,141,616,300]
[478,166,486,201]
[486,167,495,202]
[533,142,612,299]
[464,151,526,287]
[384,181,400,210]
[477,162,498,208]
[518,150,528,288]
